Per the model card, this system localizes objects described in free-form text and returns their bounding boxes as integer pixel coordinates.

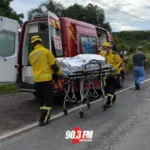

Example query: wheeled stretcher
[62,60,114,118]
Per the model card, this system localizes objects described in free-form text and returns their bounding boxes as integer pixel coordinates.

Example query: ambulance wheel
[79,111,84,118]
[87,103,90,109]
[63,109,68,116]
[117,72,124,89]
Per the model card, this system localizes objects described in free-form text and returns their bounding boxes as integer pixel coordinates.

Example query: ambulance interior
[22,22,49,65]
[22,21,50,83]
[22,21,63,83]
[96,28,107,51]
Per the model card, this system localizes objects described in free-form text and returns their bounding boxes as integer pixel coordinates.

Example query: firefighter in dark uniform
[29,35,65,126]
[101,42,123,109]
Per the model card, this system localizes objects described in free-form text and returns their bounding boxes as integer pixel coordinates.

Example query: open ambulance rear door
[0,16,18,83]
[48,11,63,57]
[18,11,63,93]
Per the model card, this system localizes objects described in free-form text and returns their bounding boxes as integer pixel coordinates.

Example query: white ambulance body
[0,16,19,83]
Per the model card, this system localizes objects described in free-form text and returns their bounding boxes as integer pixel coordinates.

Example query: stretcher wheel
[87,103,90,109]
[79,111,84,118]
[63,109,68,116]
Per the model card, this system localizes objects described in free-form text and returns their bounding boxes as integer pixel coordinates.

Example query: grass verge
[0,84,20,94]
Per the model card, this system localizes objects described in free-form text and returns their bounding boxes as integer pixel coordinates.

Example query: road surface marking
[0,78,150,141]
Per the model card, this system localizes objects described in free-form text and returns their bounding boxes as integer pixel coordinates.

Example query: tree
[28,0,65,20]
[117,42,130,52]
[63,3,86,21]
[0,0,24,26]
[64,3,111,31]
[112,31,150,54]
[84,4,104,26]
[28,8,43,20]
[43,0,64,17]
[27,1,111,32]
[103,22,111,32]
[139,40,150,51]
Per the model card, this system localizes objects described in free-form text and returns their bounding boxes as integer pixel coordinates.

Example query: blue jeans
[133,66,145,84]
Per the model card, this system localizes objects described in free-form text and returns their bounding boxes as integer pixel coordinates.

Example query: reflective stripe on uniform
[103,76,107,86]
[42,106,51,123]
[29,51,43,60]
[107,93,114,104]
[44,110,50,123]
[34,74,52,81]
[42,106,51,110]
[44,56,47,74]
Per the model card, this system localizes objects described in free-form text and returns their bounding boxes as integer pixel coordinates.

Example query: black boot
[104,96,112,108]
[135,83,140,90]
[112,95,116,103]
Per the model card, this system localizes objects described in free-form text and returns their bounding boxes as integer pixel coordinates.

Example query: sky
[10,0,150,32]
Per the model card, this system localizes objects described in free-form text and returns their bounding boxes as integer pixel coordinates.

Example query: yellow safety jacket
[99,50,106,57]
[105,50,123,75]
[29,44,63,82]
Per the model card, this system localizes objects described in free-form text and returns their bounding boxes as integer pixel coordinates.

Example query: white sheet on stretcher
[56,54,112,75]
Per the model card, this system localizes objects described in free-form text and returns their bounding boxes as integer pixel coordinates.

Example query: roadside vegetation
[0,84,19,94]
[112,31,150,73]
[112,31,150,54]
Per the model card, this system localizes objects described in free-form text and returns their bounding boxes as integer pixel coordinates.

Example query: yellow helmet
[31,35,42,44]
[102,42,111,48]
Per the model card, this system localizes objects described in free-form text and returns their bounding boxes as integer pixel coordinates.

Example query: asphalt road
[1,73,150,149]
[0,70,136,134]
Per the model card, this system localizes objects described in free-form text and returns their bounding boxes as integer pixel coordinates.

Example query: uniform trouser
[103,74,119,105]
[133,66,145,85]
[35,80,54,124]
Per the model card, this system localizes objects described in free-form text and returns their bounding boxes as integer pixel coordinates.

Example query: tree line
[0,0,24,25]
[0,0,111,31]
[112,31,150,54]
[28,0,111,32]
[1,0,149,53]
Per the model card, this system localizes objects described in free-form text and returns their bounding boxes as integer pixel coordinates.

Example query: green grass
[0,84,20,94]
[125,52,150,73]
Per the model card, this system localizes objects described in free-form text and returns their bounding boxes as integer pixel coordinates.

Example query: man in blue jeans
[132,46,147,90]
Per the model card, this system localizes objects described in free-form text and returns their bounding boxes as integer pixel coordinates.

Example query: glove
[62,72,68,78]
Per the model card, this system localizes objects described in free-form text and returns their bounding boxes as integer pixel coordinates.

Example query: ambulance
[0,16,19,83]
[16,11,127,95]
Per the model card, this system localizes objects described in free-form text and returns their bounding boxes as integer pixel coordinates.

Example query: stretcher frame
[62,60,114,118]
